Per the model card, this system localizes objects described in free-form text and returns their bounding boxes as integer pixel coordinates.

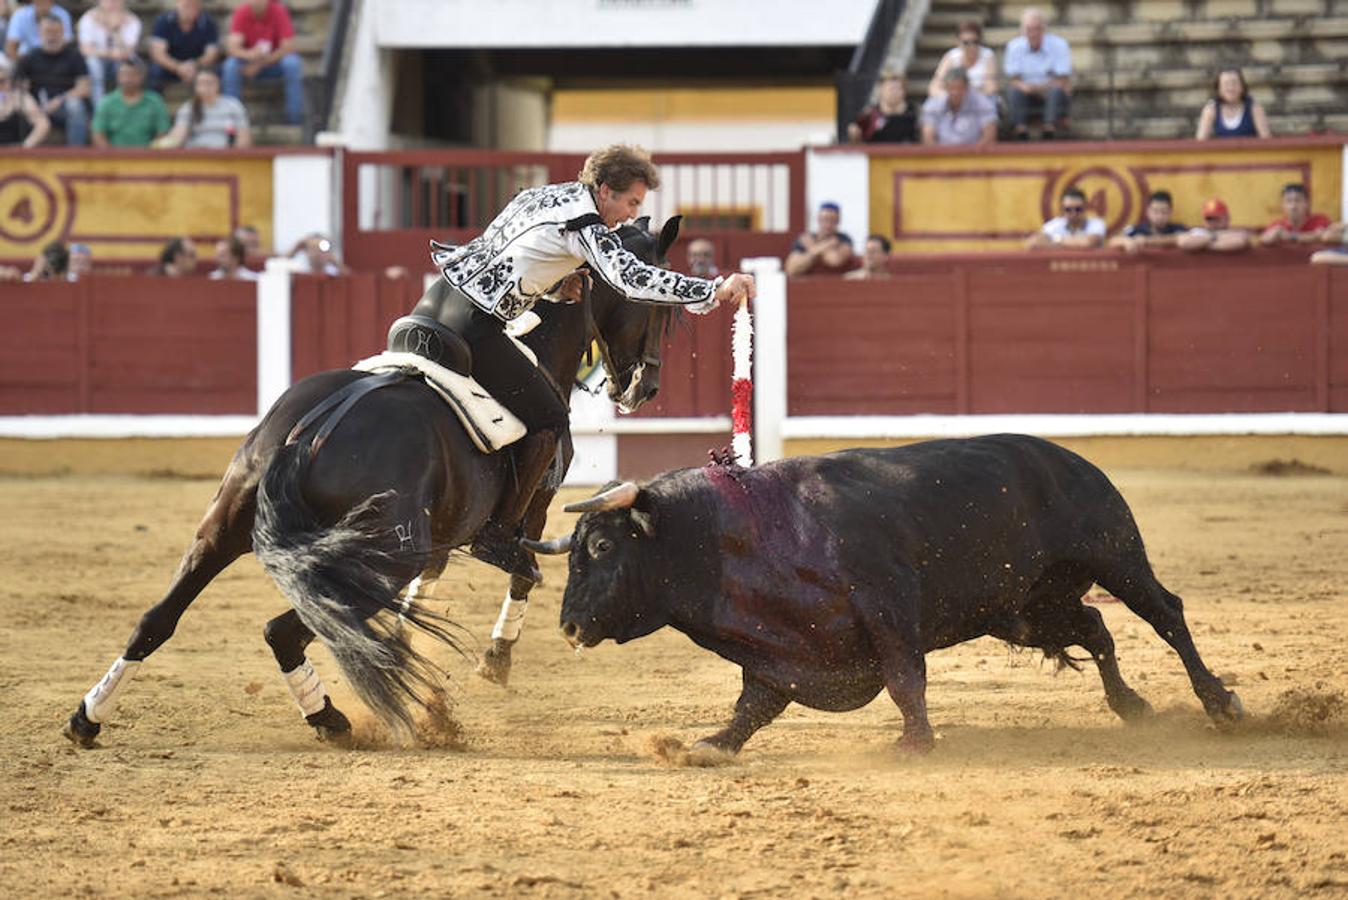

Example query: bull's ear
[630,490,656,538]
[658,215,683,258]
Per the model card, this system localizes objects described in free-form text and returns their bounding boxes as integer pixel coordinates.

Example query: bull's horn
[564,481,640,513]
[521,534,573,555]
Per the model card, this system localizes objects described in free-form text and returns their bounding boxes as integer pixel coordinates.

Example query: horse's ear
[633,215,651,233]
[658,215,683,258]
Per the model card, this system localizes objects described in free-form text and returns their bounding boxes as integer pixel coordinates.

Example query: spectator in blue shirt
[1003,7,1071,140]
[5,0,73,60]
[147,0,220,91]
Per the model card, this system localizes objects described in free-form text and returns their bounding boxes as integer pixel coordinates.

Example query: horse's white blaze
[491,593,528,642]
[282,660,329,717]
[82,657,140,723]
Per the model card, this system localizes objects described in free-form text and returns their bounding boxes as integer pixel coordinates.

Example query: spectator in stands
[234,223,263,258]
[0,56,50,145]
[148,0,221,92]
[1176,198,1251,253]
[0,1,14,55]
[927,20,998,99]
[843,234,892,280]
[1108,190,1188,253]
[154,237,197,276]
[223,0,304,126]
[1004,7,1071,140]
[25,239,68,281]
[686,238,720,278]
[67,242,91,280]
[1195,67,1271,140]
[920,67,997,147]
[847,70,916,144]
[159,68,251,147]
[15,12,89,145]
[78,0,139,105]
[5,0,72,60]
[210,236,258,280]
[1259,183,1331,245]
[785,201,855,276]
[92,57,170,146]
[1026,187,1104,249]
[290,233,347,276]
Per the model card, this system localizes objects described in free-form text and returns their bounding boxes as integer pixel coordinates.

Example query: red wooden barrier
[788,256,1348,416]
[0,277,256,414]
[290,274,420,380]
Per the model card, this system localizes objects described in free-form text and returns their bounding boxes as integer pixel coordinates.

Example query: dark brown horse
[64,219,684,747]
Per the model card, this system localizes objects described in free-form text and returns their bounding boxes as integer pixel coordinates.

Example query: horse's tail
[252,441,462,736]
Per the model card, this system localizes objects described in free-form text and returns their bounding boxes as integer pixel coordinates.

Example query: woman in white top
[160,69,253,148]
[927,19,999,98]
[78,0,141,105]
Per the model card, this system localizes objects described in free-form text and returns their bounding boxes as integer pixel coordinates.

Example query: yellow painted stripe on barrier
[553,85,836,122]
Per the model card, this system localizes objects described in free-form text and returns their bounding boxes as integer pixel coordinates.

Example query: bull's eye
[588,535,613,558]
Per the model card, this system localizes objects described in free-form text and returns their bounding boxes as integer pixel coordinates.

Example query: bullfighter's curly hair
[578,144,661,192]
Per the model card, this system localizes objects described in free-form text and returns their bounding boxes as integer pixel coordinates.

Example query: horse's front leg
[476,493,551,687]
[64,457,255,747]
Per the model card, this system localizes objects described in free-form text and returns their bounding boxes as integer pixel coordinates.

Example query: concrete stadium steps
[68,0,331,143]
[914,0,1348,139]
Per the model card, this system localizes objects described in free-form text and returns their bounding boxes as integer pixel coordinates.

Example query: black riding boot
[470,431,558,583]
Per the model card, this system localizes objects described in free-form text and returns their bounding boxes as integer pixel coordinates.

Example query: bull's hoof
[1114,692,1155,723]
[895,730,935,756]
[63,703,101,749]
[1210,690,1245,727]
[475,639,514,687]
[305,698,353,748]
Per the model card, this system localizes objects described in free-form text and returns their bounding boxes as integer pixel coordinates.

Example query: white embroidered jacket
[430,181,721,321]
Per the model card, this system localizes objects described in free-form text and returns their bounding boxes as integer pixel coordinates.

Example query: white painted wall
[272,155,336,256]
[805,148,870,244]
[328,0,397,152]
[375,0,876,48]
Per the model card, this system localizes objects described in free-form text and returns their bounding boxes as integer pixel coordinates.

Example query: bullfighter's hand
[556,271,589,303]
[714,272,756,308]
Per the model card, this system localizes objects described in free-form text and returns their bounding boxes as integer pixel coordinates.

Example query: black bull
[532,435,1244,754]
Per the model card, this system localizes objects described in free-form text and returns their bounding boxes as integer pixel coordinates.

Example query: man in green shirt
[91,58,170,147]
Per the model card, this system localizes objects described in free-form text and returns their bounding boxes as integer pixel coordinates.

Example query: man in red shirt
[1260,183,1332,245]
[221,0,303,125]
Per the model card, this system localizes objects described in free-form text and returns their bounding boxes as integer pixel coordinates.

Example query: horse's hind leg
[1096,561,1242,724]
[64,460,255,747]
[263,609,352,745]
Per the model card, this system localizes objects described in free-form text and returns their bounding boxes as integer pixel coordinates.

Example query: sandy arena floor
[1,442,1346,898]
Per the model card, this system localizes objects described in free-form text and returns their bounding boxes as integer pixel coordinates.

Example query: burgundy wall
[0,277,256,414]
[788,254,1348,415]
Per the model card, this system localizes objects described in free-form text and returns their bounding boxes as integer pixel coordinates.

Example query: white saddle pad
[351,351,526,453]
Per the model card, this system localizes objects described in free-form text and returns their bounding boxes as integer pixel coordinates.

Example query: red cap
[1201,198,1230,218]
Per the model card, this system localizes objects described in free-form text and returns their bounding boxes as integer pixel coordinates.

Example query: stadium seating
[913,0,1348,139]
[60,0,329,144]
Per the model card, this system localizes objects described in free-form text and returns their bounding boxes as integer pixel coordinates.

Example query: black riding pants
[411,282,569,437]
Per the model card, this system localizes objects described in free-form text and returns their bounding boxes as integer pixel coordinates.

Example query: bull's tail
[252,442,464,735]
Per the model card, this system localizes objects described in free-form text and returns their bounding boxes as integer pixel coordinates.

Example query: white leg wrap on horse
[491,595,528,642]
[83,657,140,724]
[283,660,329,718]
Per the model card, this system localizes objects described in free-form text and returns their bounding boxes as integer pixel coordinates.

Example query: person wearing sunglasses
[1026,187,1104,249]
[927,19,999,99]
[1176,198,1251,253]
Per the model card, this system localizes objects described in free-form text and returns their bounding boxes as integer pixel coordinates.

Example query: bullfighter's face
[558,510,668,648]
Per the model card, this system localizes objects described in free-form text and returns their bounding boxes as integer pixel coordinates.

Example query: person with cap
[785,201,855,276]
[1177,198,1251,253]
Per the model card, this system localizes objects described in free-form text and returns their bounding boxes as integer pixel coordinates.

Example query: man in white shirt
[1004,8,1072,140]
[1026,188,1104,249]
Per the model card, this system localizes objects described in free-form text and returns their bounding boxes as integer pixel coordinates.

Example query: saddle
[286,315,527,457]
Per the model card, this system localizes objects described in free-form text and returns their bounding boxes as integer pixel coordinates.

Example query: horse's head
[589,215,683,413]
